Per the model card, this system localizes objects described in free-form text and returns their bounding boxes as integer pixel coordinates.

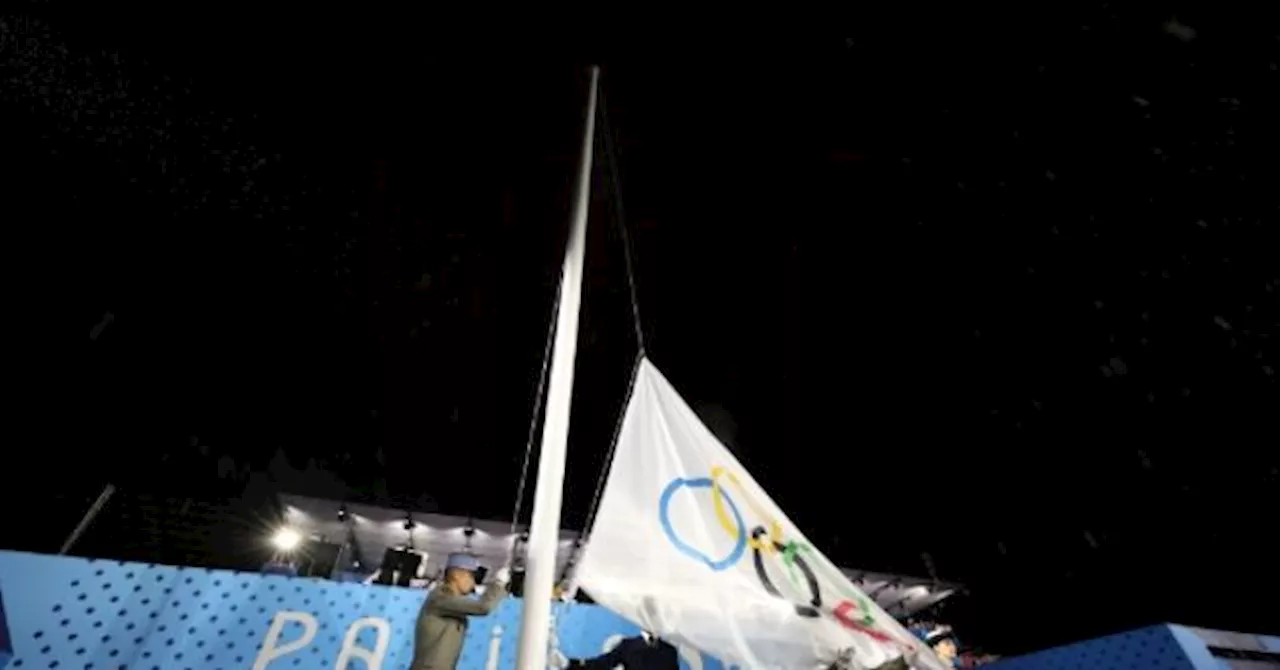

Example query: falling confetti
[0,13,365,289]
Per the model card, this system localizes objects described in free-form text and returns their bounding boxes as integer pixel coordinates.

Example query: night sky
[4,5,1278,656]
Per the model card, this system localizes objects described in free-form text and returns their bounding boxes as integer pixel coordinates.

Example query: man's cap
[445,553,481,572]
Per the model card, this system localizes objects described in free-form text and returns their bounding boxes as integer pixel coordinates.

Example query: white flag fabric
[575,358,948,670]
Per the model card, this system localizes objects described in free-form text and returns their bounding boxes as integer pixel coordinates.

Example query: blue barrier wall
[1,574,11,670]
[0,551,726,670]
[983,623,1280,670]
[982,625,1203,670]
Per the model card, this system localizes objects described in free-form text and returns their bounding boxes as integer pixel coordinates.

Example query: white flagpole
[514,65,600,670]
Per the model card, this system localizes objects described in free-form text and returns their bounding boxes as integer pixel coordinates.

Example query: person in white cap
[410,553,511,670]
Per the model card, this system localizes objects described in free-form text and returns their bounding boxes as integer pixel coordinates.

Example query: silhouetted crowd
[903,618,998,668]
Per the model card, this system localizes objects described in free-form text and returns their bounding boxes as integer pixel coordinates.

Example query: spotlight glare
[272,527,302,551]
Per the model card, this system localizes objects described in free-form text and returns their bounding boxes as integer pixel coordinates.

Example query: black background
[3,4,1277,655]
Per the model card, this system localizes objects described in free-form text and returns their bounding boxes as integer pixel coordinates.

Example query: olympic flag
[574,358,948,670]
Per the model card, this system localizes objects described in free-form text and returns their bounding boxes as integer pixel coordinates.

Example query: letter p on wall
[253,610,319,670]
[335,616,391,669]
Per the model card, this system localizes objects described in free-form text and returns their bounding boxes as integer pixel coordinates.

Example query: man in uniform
[410,553,510,670]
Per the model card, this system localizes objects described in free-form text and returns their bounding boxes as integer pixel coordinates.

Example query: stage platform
[279,492,961,617]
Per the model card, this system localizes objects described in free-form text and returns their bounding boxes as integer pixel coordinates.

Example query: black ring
[749,527,822,618]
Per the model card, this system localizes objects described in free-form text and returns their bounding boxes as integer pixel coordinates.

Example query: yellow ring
[710,466,784,553]
[709,472,741,543]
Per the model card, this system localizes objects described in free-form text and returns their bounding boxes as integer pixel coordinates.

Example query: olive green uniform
[409,582,508,670]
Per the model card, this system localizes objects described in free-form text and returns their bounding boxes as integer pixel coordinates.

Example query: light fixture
[272,528,301,552]
[338,505,349,523]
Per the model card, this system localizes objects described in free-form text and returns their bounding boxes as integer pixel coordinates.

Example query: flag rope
[598,87,647,357]
[576,83,651,557]
[580,354,645,546]
[509,275,563,540]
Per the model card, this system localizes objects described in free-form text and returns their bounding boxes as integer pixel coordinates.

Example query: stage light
[272,528,301,551]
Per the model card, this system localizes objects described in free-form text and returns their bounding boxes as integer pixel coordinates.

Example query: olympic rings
[709,466,783,553]
[661,469,823,617]
[750,529,823,617]
[658,470,893,645]
[658,477,747,572]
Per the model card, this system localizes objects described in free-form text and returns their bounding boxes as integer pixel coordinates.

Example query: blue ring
[658,477,747,572]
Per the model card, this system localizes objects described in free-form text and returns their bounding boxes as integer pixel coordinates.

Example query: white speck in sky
[1162,18,1197,41]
